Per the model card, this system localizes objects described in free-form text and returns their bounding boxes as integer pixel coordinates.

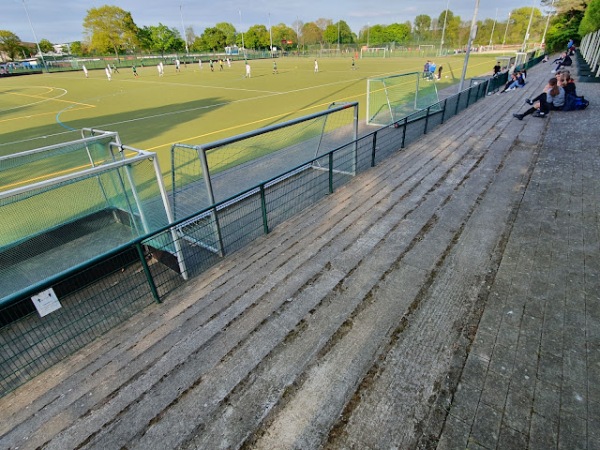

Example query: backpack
[562,94,589,111]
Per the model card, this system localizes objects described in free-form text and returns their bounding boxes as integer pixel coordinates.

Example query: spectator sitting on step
[552,52,572,73]
[499,71,526,93]
[513,77,565,120]
[557,70,577,96]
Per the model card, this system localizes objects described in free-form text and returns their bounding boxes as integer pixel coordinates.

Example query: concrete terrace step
[0,65,556,450]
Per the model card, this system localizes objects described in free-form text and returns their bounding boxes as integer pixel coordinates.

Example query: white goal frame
[360,47,388,58]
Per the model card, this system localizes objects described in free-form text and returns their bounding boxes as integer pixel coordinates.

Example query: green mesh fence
[366,72,440,126]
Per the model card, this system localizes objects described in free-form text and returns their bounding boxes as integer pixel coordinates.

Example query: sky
[2,0,545,44]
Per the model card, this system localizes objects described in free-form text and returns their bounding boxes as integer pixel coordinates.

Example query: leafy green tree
[385,23,411,44]
[272,23,297,50]
[83,6,139,58]
[38,38,54,53]
[200,27,227,51]
[69,41,87,56]
[244,24,269,50]
[215,22,236,45]
[414,14,432,39]
[366,25,388,46]
[579,0,600,34]
[323,20,354,45]
[147,23,181,56]
[506,7,544,46]
[0,30,23,61]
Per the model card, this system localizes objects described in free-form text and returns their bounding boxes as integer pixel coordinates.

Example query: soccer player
[82,65,88,78]
[245,61,251,78]
[105,67,112,81]
[273,61,278,74]
[219,59,224,71]
[175,59,181,72]
[132,65,139,77]
[314,59,319,73]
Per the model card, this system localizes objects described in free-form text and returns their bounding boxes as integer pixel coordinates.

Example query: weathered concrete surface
[0,62,597,450]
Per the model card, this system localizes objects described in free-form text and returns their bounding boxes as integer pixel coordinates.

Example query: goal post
[366,72,440,126]
[171,102,359,256]
[360,47,388,58]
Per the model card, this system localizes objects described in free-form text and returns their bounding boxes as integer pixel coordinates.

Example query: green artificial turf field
[1,54,500,160]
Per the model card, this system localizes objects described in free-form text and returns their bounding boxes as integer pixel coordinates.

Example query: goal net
[0,129,187,301]
[418,44,436,56]
[171,103,359,256]
[360,47,388,58]
[366,72,440,126]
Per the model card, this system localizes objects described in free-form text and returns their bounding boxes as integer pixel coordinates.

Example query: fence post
[401,117,408,149]
[329,152,334,193]
[455,91,461,116]
[424,106,431,134]
[371,131,377,167]
[260,184,269,234]
[135,243,161,304]
[466,86,473,107]
[441,98,448,124]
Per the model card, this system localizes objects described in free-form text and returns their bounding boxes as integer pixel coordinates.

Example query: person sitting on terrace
[552,52,572,73]
[557,70,577,96]
[513,77,565,120]
[499,71,526,93]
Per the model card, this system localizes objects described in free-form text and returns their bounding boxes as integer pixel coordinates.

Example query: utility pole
[459,0,480,92]
[179,5,189,55]
[440,0,450,56]
[502,12,511,46]
[522,0,535,53]
[22,0,47,72]
[541,0,555,47]
[489,8,498,48]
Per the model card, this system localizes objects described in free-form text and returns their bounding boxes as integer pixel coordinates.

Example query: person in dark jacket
[552,52,572,73]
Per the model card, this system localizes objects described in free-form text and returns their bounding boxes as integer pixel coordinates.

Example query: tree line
[1,0,598,62]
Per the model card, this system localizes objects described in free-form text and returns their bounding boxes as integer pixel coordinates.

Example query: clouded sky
[3,0,545,44]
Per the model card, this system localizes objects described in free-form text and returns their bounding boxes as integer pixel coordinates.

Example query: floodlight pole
[458,0,480,92]
[541,0,555,46]
[503,12,511,46]
[489,8,498,47]
[269,13,273,57]
[440,0,450,56]
[179,5,189,55]
[239,10,245,56]
[522,0,535,52]
[22,0,47,72]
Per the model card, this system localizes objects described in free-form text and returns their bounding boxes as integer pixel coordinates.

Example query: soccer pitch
[1,54,500,179]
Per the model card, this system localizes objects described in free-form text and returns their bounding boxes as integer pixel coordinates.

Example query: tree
[322,20,354,45]
[272,23,297,50]
[314,18,333,31]
[215,22,237,46]
[0,30,23,61]
[69,41,88,56]
[185,26,196,50]
[83,6,139,58]
[414,14,432,39]
[301,22,323,46]
[244,24,269,50]
[385,23,411,44]
[200,27,227,51]
[147,23,181,56]
[579,0,600,34]
[38,38,54,53]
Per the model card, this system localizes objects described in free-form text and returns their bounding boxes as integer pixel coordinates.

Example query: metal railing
[0,77,493,396]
